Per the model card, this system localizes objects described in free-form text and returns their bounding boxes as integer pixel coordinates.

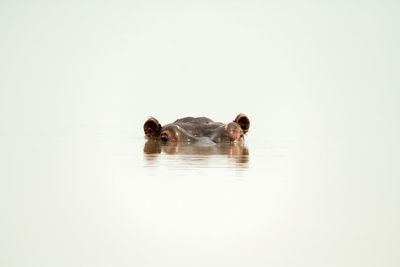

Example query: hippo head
[143,114,250,143]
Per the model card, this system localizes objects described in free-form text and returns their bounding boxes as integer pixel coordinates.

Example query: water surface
[1,123,398,266]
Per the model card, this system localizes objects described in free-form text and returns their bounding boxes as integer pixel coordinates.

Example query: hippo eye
[160,133,169,142]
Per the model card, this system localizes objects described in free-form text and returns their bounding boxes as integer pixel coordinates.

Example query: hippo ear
[144,117,162,138]
[234,114,250,134]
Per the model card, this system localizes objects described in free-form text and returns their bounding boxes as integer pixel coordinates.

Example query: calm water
[1,119,399,266]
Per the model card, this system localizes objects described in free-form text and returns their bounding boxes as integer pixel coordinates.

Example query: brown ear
[144,117,161,138]
[234,114,250,134]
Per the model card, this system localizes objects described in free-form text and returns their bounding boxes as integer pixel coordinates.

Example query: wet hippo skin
[143,114,250,143]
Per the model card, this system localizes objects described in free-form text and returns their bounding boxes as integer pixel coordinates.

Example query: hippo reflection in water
[143,140,249,166]
[143,114,250,144]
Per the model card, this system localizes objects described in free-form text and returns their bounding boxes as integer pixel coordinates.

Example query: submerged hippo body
[143,114,250,143]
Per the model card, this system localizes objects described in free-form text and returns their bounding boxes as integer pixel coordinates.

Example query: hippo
[143,114,250,143]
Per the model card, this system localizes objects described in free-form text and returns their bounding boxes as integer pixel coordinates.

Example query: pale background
[1,0,399,266]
